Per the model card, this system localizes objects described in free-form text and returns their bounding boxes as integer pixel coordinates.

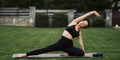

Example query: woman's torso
[62,25,80,40]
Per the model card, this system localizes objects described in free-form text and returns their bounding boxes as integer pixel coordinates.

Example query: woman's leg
[26,42,63,56]
[64,47,85,56]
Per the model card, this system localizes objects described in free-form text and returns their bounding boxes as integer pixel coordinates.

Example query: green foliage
[0,0,113,11]
[0,0,45,8]
[35,13,49,27]
[52,13,68,27]
[92,17,105,27]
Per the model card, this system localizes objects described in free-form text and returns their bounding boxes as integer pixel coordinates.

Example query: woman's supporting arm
[78,32,85,52]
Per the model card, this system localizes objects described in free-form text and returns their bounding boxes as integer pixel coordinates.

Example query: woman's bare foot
[60,53,68,56]
[17,54,27,58]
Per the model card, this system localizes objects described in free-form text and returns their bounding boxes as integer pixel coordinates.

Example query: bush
[35,13,49,27]
[52,13,68,27]
[92,17,105,27]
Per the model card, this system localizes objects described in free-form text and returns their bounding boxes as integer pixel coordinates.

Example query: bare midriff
[62,30,73,40]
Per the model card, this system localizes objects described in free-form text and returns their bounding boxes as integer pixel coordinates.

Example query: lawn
[0,26,120,60]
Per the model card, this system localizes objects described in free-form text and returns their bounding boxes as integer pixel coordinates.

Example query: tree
[111,0,120,11]
[0,0,8,7]
[0,0,113,11]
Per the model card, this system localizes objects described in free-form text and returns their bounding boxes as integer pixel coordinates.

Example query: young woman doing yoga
[17,11,100,58]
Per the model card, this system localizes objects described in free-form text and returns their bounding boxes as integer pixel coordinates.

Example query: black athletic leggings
[26,36,84,56]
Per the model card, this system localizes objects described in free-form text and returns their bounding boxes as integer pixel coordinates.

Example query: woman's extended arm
[74,11,100,22]
[78,32,85,52]
[69,11,100,26]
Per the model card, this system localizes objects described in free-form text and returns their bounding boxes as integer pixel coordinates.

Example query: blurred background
[0,0,120,27]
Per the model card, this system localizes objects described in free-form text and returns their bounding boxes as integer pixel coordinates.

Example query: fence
[0,7,34,26]
[0,7,75,26]
[35,9,76,26]
[0,7,120,27]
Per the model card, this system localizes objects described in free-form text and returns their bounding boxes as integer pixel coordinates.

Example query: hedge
[35,13,49,27]
[52,13,68,27]
[92,17,105,27]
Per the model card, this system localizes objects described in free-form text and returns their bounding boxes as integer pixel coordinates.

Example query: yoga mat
[12,53,103,59]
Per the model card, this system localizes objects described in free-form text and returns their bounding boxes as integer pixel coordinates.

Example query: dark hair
[83,20,89,29]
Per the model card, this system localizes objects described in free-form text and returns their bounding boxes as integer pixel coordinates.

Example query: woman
[18,11,100,57]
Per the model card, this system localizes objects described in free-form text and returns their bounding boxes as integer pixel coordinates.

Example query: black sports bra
[65,25,80,38]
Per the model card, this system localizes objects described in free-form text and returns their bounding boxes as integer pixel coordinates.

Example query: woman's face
[78,21,88,28]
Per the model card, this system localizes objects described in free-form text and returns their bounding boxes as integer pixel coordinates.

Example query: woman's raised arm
[71,11,100,24]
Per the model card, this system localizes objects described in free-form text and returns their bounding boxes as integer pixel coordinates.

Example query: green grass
[0,26,120,60]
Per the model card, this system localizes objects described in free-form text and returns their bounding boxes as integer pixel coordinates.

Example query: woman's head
[78,20,89,28]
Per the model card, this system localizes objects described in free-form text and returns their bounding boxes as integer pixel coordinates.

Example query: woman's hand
[93,11,101,17]
[80,46,85,53]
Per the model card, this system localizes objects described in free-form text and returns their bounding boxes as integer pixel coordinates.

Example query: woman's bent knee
[80,52,85,56]
[77,51,85,56]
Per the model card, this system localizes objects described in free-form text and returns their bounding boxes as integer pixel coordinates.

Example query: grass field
[0,26,120,60]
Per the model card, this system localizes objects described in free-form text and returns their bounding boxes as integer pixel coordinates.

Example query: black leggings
[26,36,84,56]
